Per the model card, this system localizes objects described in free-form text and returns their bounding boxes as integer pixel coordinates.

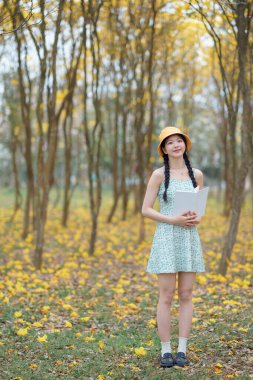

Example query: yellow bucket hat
[157,126,192,157]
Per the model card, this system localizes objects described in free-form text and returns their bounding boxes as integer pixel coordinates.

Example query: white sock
[177,336,188,354]
[161,340,171,356]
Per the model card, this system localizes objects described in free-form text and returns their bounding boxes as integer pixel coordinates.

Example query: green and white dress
[146,178,205,274]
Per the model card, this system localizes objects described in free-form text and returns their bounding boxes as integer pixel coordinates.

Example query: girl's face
[162,134,186,158]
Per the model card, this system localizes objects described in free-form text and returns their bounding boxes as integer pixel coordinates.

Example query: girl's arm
[141,170,174,223]
[194,169,204,189]
[141,169,204,227]
[141,170,196,227]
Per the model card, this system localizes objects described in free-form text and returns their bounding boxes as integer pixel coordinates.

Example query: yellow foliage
[147,318,156,328]
[37,335,48,343]
[62,303,72,310]
[41,306,50,314]
[197,275,207,285]
[14,311,22,318]
[134,347,147,356]
[238,327,248,332]
[223,300,244,306]
[29,363,38,369]
[80,316,90,322]
[16,328,28,336]
[33,322,43,328]
[84,336,95,342]
[230,278,250,289]
[0,200,252,376]
[56,88,68,102]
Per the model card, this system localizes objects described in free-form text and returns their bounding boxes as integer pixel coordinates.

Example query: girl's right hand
[172,211,198,227]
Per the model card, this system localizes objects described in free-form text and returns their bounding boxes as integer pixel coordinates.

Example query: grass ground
[0,189,252,379]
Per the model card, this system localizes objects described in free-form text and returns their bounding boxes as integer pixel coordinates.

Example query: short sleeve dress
[146,178,205,274]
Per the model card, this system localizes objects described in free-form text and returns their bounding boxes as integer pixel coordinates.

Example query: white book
[171,187,209,217]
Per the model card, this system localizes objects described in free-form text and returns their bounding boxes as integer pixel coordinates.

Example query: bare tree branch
[1,0,34,35]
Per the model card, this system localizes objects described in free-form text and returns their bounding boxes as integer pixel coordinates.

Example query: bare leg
[177,272,196,337]
[156,273,176,341]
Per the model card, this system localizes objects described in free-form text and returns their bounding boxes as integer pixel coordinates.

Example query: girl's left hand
[186,211,201,226]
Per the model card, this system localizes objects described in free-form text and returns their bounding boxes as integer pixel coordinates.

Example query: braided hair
[161,135,197,202]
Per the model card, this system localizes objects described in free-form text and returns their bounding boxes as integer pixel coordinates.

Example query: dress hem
[146,269,206,274]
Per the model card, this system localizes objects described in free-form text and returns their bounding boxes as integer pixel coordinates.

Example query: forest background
[0,1,252,379]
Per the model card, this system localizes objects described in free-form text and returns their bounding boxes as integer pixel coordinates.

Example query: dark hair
[161,134,197,202]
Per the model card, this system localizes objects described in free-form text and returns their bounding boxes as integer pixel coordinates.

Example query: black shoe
[174,351,189,366]
[160,352,174,367]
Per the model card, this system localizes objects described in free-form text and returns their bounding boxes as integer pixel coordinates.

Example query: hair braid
[183,151,197,188]
[163,154,170,202]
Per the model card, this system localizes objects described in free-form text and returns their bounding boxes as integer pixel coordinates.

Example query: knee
[178,288,193,302]
[159,289,175,306]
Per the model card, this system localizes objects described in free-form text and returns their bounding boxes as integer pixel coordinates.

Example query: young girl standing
[142,126,205,368]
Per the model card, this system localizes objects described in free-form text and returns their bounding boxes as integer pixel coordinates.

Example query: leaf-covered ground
[0,198,252,380]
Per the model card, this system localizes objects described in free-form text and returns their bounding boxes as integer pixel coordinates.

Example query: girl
[142,126,205,368]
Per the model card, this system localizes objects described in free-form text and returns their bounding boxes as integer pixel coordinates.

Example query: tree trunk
[107,84,120,223]
[10,126,22,219]
[62,103,73,227]
[81,0,104,256]
[33,1,65,269]
[218,1,253,275]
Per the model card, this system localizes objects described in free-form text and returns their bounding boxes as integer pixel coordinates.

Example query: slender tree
[81,0,104,256]
[5,1,35,238]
